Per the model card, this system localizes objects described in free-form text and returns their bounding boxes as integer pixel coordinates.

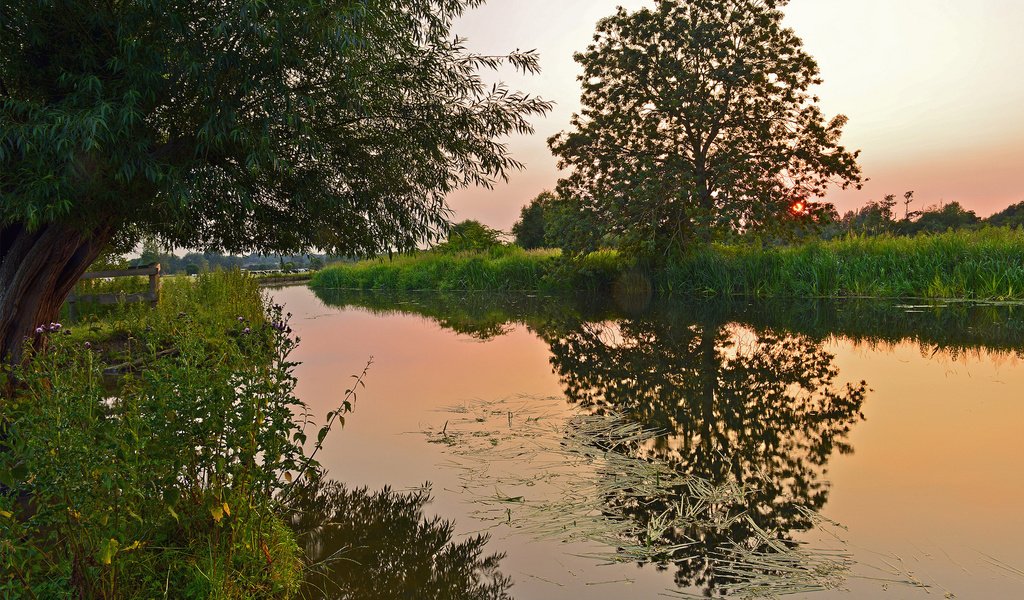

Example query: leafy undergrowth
[0,271,320,599]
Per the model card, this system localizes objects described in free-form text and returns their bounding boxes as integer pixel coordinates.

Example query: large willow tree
[0,0,550,362]
[549,0,862,259]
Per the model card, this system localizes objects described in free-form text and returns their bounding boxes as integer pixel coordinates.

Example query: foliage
[549,0,862,260]
[287,477,512,600]
[542,196,607,255]
[986,200,1024,229]
[510,191,608,256]
[0,0,551,256]
[511,191,557,249]
[836,193,983,238]
[0,271,321,598]
[314,227,1024,301]
[836,194,900,236]
[902,201,980,235]
[435,220,505,254]
[0,0,551,362]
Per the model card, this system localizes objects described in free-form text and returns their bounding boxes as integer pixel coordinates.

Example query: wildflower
[49,322,62,332]
[84,342,92,349]
[34,327,44,334]
[243,327,251,334]
[238,316,245,322]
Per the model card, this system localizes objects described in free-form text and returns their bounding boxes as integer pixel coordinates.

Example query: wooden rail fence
[69,264,162,317]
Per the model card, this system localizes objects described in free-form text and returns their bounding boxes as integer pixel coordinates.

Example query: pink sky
[446,0,1024,231]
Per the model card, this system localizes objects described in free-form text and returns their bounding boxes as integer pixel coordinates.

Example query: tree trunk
[0,222,113,367]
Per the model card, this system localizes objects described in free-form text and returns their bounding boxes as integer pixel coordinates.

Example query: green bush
[1,271,309,599]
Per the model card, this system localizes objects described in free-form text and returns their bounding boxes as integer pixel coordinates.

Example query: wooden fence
[69,264,162,315]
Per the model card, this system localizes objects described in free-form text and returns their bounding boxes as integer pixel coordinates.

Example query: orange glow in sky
[446,0,1024,230]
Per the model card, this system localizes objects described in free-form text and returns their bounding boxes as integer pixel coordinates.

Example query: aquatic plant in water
[423,396,928,598]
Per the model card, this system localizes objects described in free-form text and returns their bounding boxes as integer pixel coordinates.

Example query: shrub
[1,272,310,598]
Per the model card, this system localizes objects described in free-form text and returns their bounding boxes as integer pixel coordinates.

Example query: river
[272,284,1024,599]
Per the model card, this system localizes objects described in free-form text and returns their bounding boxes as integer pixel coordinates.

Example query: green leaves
[0,272,310,595]
[98,538,119,565]
[2,0,551,258]
[550,0,863,260]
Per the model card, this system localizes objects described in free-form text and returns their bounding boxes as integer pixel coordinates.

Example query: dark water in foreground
[273,285,1024,599]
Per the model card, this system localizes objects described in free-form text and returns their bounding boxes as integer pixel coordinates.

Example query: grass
[312,228,1024,301]
[666,227,1024,300]
[312,245,563,292]
[3,271,308,599]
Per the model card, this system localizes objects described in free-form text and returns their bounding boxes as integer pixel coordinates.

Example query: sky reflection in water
[276,285,1024,599]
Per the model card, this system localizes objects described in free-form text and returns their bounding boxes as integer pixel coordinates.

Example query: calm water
[273,285,1024,599]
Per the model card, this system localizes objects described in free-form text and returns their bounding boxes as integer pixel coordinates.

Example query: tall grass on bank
[1,271,312,598]
[313,246,562,292]
[313,228,1024,301]
[666,228,1024,300]
[311,246,640,294]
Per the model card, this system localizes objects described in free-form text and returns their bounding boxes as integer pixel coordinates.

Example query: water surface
[274,285,1024,599]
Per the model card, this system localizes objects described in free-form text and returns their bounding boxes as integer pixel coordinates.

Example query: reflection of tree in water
[286,476,513,600]
[538,314,868,595]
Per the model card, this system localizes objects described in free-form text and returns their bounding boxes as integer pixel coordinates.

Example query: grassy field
[313,228,1024,301]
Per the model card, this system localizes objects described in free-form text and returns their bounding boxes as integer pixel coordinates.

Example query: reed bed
[314,228,1024,300]
[312,247,561,292]
[423,396,929,597]
[666,228,1024,300]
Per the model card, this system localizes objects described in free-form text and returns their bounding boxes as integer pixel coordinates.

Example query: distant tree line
[513,190,1024,251]
[96,238,343,275]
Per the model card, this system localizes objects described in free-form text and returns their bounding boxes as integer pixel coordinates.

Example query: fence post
[148,263,162,305]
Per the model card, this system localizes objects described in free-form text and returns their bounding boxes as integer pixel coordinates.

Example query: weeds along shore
[312,228,1024,302]
[1,271,306,598]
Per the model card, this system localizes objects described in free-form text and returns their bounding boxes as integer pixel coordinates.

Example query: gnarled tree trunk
[0,222,113,367]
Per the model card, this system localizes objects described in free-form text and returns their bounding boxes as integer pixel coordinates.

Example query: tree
[435,219,503,253]
[288,477,512,600]
[0,0,551,362]
[549,0,862,260]
[902,201,979,235]
[511,191,556,249]
[540,310,866,593]
[987,201,1024,229]
[840,194,899,236]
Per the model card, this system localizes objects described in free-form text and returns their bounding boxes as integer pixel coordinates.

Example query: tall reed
[665,228,1024,300]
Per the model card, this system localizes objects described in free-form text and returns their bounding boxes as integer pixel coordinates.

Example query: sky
[445,0,1024,231]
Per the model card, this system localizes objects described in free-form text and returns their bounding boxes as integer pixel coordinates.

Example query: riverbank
[312,228,1024,301]
[1,271,305,598]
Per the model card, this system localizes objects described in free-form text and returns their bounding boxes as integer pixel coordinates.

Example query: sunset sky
[447,0,1024,231]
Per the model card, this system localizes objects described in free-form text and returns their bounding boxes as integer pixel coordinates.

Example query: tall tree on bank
[549,0,863,260]
[0,0,551,363]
